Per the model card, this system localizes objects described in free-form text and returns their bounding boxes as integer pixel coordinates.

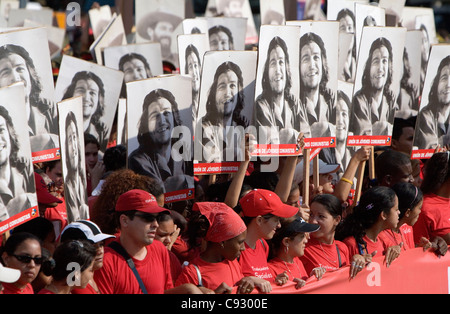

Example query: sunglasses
[12,254,44,265]
[134,212,159,223]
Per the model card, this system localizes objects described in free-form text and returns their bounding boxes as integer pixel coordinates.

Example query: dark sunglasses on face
[11,254,44,265]
[134,212,159,223]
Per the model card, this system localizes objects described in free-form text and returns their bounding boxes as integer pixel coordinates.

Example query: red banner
[0,207,39,235]
[164,188,195,204]
[347,135,392,147]
[411,149,435,160]
[31,147,61,164]
[266,247,450,294]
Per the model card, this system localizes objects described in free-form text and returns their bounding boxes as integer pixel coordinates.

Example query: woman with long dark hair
[335,186,401,267]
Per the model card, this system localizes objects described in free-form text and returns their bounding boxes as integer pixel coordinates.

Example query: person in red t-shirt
[59,220,116,294]
[176,202,263,294]
[94,189,202,294]
[414,152,450,249]
[238,189,298,290]
[0,263,20,294]
[155,212,183,283]
[1,232,42,294]
[335,186,401,267]
[38,240,96,294]
[302,194,367,279]
[379,182,423,252]
[269,216,320,289]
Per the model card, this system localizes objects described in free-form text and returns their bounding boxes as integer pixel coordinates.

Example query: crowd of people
[0,0,450,295]
[0,119,449,294]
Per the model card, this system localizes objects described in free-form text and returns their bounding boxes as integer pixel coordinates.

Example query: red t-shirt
[171,236,199,264]
[268,257,308,281]
[378,224,415,252]
[44,197,68,234]
[239,239,273,282]
[71,283,100,294]
[2,283,34,294]
[175,256,244,290]
[413,194,450,244]
[343,235,384,258]
[168,250,182,283]
[37,288,56,294]
[94,239,173,294]
[301,238,350,274]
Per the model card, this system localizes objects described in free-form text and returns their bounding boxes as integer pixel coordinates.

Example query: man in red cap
[94,189,202,294]
[238,189,298,284]
[34,172,62,217]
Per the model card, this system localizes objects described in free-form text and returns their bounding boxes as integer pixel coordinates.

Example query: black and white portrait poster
[412,44,450,160]
[379,0,405,26]
[89,13,127,65]
[260,0,286,26]
[327,0,358,83]
[214,0,258,45]
[0,27,59,163]
[55,55,124,154]
[116,98,127,146]
[395,30,422,119]
[103,42,163,97]
[347,26,407,147]
[286,20,340,151]
[336,80,354,172]
[23,19,66,60]
[177,33,210,130]
[58,96,89,223]
[207,17,247,51]
[182,18,209,35]
[126,75,194,203]
[88,4,113,40]
[194,50,257,174]
[253,24,301,157]
[135,0,184,69]
[0,82,38,235]
[354,3,385,58]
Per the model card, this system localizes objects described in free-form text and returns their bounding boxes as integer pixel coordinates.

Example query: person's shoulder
[148,239,170,255]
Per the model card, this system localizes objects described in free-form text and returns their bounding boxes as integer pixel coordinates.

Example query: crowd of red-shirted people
[1,0,450,295]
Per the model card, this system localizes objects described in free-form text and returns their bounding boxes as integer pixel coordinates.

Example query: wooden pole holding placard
[368,146,375,180]
[313,155,320,191]
[208,174,216,186]
[354,160,366,206]
[302,149,310,206]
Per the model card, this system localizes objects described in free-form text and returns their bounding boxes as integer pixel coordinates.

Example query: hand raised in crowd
[298,203,311,222]
[244,133,256,162]
[168,224,180,251]
[384,244,402,267]
[354,146,371,163]
[296,132,306,153]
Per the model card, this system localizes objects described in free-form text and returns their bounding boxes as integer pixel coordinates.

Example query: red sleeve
[94,248,118,294]
[413,209,431,244]
[343,236,360,257]
[174,264,200,287]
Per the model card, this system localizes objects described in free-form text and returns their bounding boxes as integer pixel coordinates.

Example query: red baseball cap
[115,189,168,214]
[34,172,62,205]
[239,189,298,218]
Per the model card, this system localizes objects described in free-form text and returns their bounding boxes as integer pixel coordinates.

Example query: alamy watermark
[66,2,81,27]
